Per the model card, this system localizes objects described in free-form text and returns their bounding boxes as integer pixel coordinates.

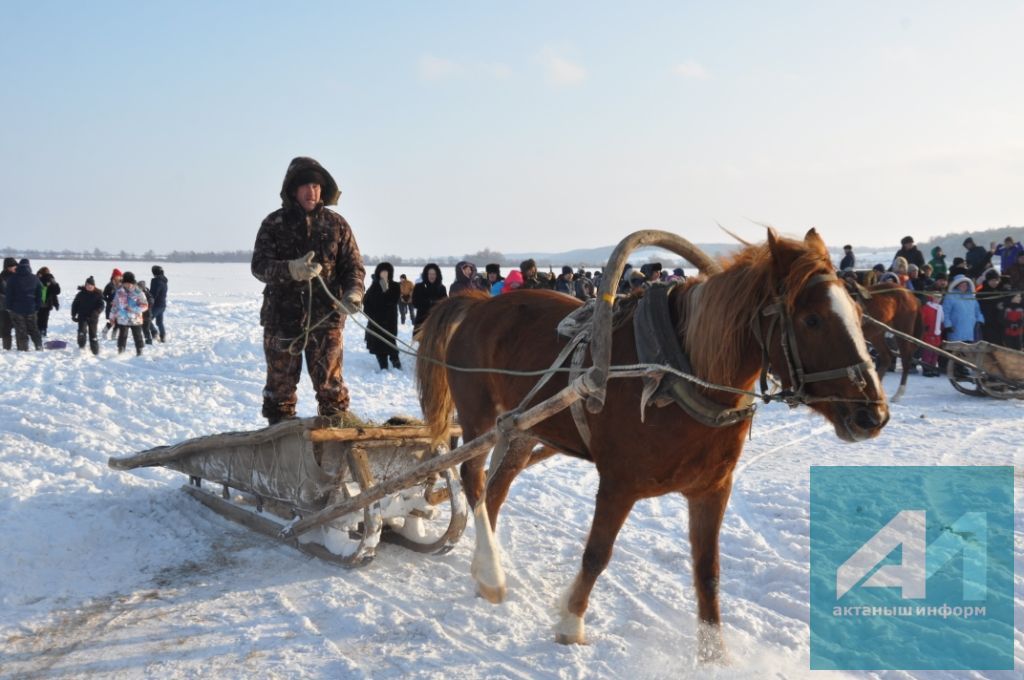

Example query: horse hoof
[476,582,507,604]
[554,632,588,645]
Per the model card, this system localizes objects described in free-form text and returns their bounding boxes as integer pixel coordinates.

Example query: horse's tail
[416,292,489,447]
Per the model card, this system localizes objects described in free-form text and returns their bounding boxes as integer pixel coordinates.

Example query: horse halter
[752,271,873,407]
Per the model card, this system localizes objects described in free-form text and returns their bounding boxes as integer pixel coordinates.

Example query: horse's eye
[804,314,821,329]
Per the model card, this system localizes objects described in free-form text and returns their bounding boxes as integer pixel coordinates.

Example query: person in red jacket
[919,292,944,377]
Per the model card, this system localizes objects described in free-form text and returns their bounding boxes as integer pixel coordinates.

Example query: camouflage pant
[262,325,349,421]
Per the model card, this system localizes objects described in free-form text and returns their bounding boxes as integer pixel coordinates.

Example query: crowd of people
[0,258,169,355]
[839,234,1024,376]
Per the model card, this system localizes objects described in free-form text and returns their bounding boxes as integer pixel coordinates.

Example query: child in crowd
[108,271,149,356]
[70,276,105,355]
[918,292,943,377]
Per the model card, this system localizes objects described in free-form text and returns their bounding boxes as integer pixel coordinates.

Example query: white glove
[339,291,363,313]
[288,251,322,282]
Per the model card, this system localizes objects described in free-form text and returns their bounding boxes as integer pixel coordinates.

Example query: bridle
[751,271,875,407]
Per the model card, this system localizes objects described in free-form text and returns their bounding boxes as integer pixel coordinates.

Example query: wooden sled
[943,340,1024,399]
[109,417,467,567]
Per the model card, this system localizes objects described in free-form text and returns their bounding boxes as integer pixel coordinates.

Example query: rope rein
[281,275,915,407]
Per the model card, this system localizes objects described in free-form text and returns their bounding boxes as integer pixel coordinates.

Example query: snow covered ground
[0,261,1020,679]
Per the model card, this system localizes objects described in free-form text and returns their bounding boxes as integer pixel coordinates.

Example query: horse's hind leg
[688,485,732,663]
[555,482,635,645]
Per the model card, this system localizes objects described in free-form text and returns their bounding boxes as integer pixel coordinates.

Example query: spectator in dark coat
[520,258,551,290]
[36,266,60,337]
[71,276,105,355]
[149,265,168,342]
[962,237,994,280]
[839,245,855,270]
[948,257,969,280]
[0,256,17,350]
[555,266,575,295]
[102,268,123,339]
[6,258,43,351]
[977,269,1007,345]
[363,262,401,369]
[1006,252,1024,292]
[412,263,447,333]
[137,279,155,344]
[449,261,487,296]
[894,236,926,269]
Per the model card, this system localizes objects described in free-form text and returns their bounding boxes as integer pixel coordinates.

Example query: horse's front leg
[687,484,732,663]
[555,483,635,644]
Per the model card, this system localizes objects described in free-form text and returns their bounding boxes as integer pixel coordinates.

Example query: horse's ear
[804,228,829,258]
[766,228,788,281]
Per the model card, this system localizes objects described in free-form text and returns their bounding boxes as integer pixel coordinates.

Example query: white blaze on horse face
[827,285,881,388]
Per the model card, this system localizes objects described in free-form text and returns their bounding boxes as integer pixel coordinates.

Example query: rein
[752,272,874,407]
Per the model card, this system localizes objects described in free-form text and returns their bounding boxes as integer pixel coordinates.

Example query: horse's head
[758,228,889,442]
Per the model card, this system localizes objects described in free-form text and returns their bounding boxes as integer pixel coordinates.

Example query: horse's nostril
[853,407,879,430]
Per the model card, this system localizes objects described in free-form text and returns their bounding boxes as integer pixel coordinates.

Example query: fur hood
[279,156,340,209]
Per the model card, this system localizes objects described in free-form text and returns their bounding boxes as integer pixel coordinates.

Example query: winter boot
[376,354,389,370]
[391,354,402,369]
[90,340,100,355]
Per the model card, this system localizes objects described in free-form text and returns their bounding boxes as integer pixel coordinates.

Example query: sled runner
[109,417,468,567]
[943,340,1024,399]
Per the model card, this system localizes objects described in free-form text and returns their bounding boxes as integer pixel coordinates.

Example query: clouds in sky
[537,47,586,86]
[417,54,512,82]
[673,59,710,80]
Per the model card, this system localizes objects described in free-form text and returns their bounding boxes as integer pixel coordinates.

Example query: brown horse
[856,282,922,401]
[416,229,889,661]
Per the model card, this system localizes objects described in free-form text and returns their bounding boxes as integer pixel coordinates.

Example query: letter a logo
[836,510,926,599]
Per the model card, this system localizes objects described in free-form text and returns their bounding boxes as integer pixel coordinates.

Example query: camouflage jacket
[252,204,364,333]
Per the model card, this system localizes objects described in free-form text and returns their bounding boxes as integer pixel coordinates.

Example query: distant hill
[916,225,1023,261]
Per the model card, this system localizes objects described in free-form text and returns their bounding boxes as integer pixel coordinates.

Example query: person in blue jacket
[993,236,1023,274]
[5,258,43,351]
[942,274,984,343]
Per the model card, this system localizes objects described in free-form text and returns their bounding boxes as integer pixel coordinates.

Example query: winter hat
[951,257,965,267]
[485,263,501,275]
[85,276,95,286]
[152,265,164,276]
[673,267,685,277]
[519,258,536,274]
[901,236,914,245]
[561,265,573,275]
[872,263,886,273]
[290,167,327,190]
[3,257,16,269]
[112,268,122,278]
[121,271,136,284]
[19,258,29,266]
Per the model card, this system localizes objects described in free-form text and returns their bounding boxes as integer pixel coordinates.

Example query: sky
[2,1,1023,258]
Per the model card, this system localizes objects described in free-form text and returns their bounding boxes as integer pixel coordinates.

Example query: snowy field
[0,260,1021,679]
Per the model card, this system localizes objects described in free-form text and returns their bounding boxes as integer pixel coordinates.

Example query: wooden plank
[305,425,461,443]
[110,419,311,470]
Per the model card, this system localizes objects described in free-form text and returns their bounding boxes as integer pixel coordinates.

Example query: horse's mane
[682,234,834,387]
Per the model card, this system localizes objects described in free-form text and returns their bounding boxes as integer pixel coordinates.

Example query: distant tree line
[0,246,524,266]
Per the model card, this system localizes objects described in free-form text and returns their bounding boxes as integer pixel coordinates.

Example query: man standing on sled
[252,156,365,425]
